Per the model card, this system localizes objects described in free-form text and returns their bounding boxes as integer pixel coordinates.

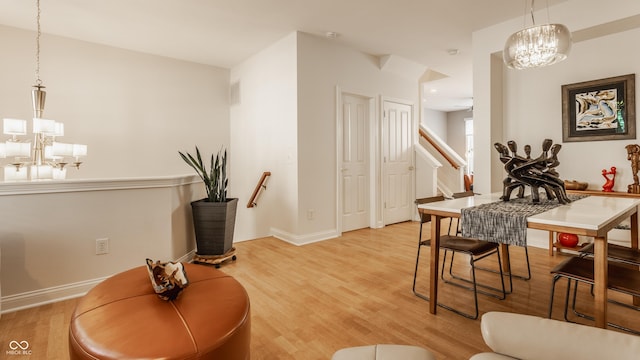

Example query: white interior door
[340,93,370,232]
[382,100,413,225]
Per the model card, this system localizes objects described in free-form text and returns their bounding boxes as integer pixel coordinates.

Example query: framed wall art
[561,74,636,142]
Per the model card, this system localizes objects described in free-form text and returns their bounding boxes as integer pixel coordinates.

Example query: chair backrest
[415,195,445,223]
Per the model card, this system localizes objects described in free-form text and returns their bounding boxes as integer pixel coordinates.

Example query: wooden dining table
[417,192,640,328]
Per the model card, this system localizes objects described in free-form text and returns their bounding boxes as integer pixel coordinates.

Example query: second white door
[382,100,413,225]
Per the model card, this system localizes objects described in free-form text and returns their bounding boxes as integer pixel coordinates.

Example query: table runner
[460,193,588,246]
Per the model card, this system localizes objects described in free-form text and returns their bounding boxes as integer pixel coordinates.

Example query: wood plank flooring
[1,221,639,359]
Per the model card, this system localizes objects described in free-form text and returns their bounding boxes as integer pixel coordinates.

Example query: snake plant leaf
[179,146,228,202]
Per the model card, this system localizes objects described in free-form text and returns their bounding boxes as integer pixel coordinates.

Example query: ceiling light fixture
[503,0,571,70]
[0,0,86,181]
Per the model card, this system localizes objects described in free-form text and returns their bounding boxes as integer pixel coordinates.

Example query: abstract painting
[562,74,635,142]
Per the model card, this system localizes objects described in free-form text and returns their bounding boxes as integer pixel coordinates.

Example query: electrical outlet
[307,209,314,220]
[96,238,109,255]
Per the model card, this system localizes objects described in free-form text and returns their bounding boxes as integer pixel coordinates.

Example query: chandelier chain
[35,0,42,86]
[530,0,536,26]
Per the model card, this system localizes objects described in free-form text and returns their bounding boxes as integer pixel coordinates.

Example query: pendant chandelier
[503,0,572,70]
[0,0,86,181]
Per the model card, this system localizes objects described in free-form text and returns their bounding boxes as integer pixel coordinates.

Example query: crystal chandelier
[0,0,87,181]
[503,0,572,70]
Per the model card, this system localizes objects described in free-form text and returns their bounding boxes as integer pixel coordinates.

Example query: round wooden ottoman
[69,263,250,360]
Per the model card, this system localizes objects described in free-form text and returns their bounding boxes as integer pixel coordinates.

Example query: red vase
[558,233,579,248]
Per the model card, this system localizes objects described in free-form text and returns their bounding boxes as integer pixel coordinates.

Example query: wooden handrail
[418,128,460,170]
[247,171,271,208]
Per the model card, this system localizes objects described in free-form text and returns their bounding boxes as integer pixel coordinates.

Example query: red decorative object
[602,166,616,192]
[558,233,579,248]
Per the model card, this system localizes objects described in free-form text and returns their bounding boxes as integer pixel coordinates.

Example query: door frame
[336,87,377,234]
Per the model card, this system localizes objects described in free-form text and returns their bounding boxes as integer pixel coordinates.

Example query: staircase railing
[247,171,271,208]
[417,124,467,196]
[418,128,460,170]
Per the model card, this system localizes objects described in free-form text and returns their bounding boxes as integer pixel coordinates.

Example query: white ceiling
[0,0,567,111]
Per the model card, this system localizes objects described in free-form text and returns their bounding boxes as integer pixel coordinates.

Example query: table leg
[429,214,441,314]
[548,231,554,256]
[500,243,511,274]
[593,236,608,328]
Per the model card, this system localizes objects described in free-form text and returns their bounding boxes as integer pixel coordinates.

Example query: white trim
[1,250,197,314]
[270,227,339,246]
[0,175,200,196]
[1,277,106,314]
[179,250,197,263]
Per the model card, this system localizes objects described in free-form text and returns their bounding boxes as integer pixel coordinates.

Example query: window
[464,118,473,176]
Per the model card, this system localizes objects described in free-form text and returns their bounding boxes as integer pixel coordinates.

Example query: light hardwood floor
[1,221,639,359]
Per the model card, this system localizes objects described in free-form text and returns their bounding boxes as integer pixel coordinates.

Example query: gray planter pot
[191,198,238,256]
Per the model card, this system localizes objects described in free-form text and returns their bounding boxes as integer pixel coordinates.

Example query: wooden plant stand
[193,247,237,268]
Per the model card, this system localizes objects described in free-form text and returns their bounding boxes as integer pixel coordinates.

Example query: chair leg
[474,245,531,294]
[494,249,507,300]
[440,250,508,300]
[445,250,455,280]
[562,279,573,323]
[518,246,532,280]
[412,224,429,301]
[436,255,479,320]
[548,274,561,318]
[486,245,530,280]
[549,276,640,335]
[468,257,480,319]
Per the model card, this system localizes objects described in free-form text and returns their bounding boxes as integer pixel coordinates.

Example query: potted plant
[179,146,238,256]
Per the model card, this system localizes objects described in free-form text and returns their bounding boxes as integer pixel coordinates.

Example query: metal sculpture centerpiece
[495,138,571,204]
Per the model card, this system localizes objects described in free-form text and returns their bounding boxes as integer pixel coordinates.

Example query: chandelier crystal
[0,0,87,181]
[503,0,571,70]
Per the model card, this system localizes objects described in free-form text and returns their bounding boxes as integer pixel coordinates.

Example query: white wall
[423,108,447,139]
[230,31,422,244]
[446,110,469,161]
[0,25,230,179]
[296,32,420,239]
[504,28,640,192]
[473,0,640,195]
[0,25,231,311]
[473,0,640,248]
[0,177,203,312]
[230,33,299,242]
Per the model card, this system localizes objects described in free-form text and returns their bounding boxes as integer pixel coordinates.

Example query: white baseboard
[1,277,107,314]
[270,227,339,245]
[178,250,196,263]
[1,251,198,315]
